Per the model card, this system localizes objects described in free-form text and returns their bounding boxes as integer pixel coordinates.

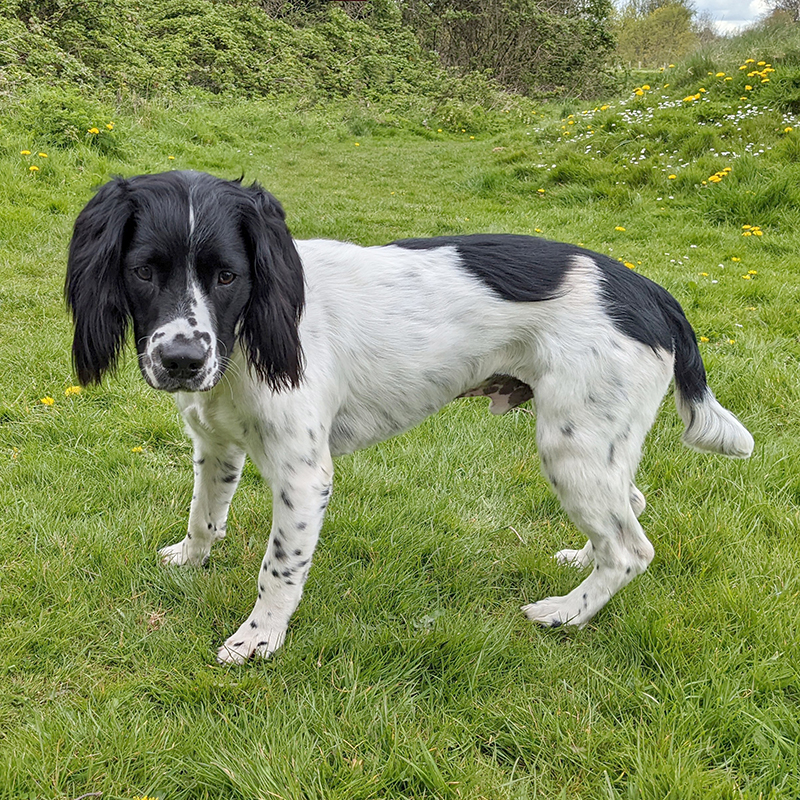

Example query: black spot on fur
[297,522,307,530]
[187,533,192,539]
[187,317,197,326]
[222,473,238,483]
[280,490,294,510]
[271,569,280,578]
[250,620,258,628]
[294,549,303,556]
[561,423,575,438]
[550,620,563,628]
[207,523,212,530]
[608,443,616,465]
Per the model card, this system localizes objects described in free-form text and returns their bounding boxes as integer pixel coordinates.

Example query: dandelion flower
[38,152,48,158]
[106,122,114,130]
[88,127,100,134]
[537,188,545,194]
[64,386,82,396]
[40,396,54,406]
[785,127,793,133]
[615,226,626,232]
[741,274,751,280]
[745,85,752,91]
[668,174,676,179]
[168,155,175,160]
[699,336,709,343]
[731,257,741,262]
[748,270,757,275]
[132,446,144,453]
[29,165,39,172]
[354,142,360,146]
[700,272,709,276]
[20,150,31,155]
[716,72,725,77]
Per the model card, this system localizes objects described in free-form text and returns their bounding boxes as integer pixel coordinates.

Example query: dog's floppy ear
[65,177,135,385]
[239,183,305,391]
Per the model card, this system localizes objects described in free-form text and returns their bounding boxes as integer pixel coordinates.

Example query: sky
[693,0,772,33]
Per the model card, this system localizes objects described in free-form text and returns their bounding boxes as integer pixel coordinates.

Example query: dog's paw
[522,597,586,629]
[216,619,287,665]
[554,547,593,568]
[159,538,207,567]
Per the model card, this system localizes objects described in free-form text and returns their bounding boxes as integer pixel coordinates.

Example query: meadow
[1,48,800,799]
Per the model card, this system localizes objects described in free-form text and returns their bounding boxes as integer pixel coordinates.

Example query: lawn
[1,57,800,799]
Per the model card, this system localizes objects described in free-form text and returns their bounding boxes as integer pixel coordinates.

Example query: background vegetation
[2,1,800,798]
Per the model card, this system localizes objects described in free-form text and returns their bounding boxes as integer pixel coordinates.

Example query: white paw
[159,538,208,567]
[522,596,587,629]
[555,547,593,568]
[216,618,287,665]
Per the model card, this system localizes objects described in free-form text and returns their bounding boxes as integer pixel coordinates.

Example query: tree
[615,0,698,67]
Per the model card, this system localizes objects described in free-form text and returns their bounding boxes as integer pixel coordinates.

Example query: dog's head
[65,171,304,393]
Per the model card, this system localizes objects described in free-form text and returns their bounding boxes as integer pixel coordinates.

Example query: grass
[1,49,800,799]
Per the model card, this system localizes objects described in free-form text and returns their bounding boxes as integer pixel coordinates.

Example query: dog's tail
[665,298,753,458]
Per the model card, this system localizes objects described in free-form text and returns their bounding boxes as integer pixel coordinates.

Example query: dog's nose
[158,339,207,378]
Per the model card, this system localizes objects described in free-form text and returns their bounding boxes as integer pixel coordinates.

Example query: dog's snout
[157,338,207,378]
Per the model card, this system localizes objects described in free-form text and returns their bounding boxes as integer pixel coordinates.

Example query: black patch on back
[392,234,569,302]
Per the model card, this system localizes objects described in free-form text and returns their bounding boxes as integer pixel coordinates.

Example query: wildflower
[699,336,709,343]
[745,85,752,91]
[29,165,39,172]
[728,339,736,344]
[40,396,54,406]
[745,58,755,64]
[88,127,100,134]
[624,262,635,269]
[20,150,31,155]
[668,174,676,179]
[716,72,725,77]
[785,127,793,133]
[741,274,751,280]
[64,386,82,396]
[731,257,741,262]
[437,129,442,132]
[668,64,675,68]
[600,105,609,110]
[642,84,650,90]
[537,188,545,194]
[131,446,144,453]
[354,142,360,146]
[168,155,175,160]
[38,152,47,158]
[615,226,626,231]
[758,61,765,66]
[106,122,114,130]
[700,272,709,276]
[748,270,757,275]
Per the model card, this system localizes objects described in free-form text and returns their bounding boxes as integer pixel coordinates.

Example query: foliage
[615,1,698,67]
[400,0,617,97]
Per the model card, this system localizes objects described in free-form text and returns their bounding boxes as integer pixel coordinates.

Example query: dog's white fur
[150,239,753,664]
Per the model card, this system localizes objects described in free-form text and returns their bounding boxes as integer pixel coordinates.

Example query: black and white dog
[66,171,753,664]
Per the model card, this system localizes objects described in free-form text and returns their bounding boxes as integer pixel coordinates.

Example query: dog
[66,170,754,664]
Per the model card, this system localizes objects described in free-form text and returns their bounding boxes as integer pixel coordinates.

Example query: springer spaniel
[66,171,754,664]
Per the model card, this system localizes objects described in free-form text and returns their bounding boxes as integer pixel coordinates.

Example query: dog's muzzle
[145,334,218,391]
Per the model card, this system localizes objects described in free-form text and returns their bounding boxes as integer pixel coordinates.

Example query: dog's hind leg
[523,345,670,627]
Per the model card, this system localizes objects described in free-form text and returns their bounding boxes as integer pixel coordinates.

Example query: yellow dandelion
[748,270,757,275]
[762,78,770,83]
[40,396,54,406]
[753,229,763,236]
[535,228,543,233]
[29,165,39,172]
[437,129,442,132]
[742,225,752,229]
[615,226,626,232]
[668,174,677,179]
[699,336,709,343]
[131,446,144,453]
[634,89,644,97]
[38,152,48,158]
[668,64,675,68]
[785,127,793,133]
[642,84,650,90]
[745,85,752,90]
[731,256,741,262]
[20,149,31,155]
[64,386,82,396]
[354,142,360,146]
[168,155,175,160]
[741,274,751,280]
[716,72,725,77]
[624,262,636,269]
[757,61,765,66]
[106,122,115,130]
[537,188,545,194]
[728,339,736,344]
[699,88,706,93]
[742,231,752,236]
[600,104,609,110]
[700,272,709,277]
[745,58,755,64]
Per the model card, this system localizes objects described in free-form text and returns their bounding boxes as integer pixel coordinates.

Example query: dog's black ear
[65,178,135,385]
[240,183,305,391]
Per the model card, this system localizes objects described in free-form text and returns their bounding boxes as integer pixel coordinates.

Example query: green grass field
[1,53,800,799]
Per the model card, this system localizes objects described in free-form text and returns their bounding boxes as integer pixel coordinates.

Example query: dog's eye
[134,266,153,282]
[218,271,236,285]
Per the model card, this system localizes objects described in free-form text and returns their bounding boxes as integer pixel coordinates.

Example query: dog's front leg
[159,441,246,567]
[217,448,333,665]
